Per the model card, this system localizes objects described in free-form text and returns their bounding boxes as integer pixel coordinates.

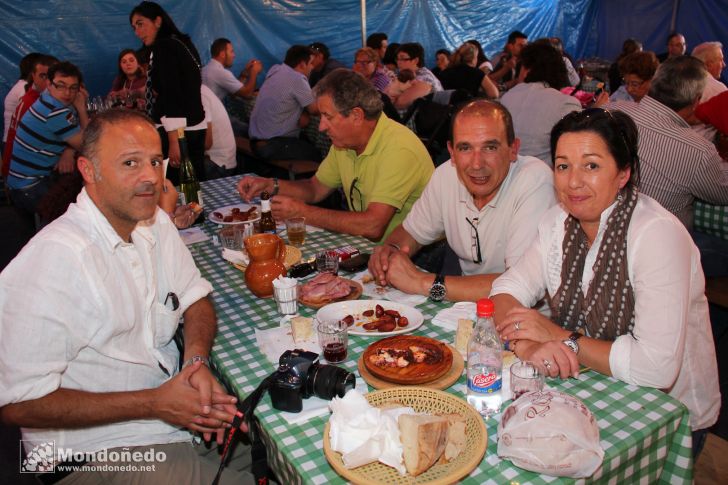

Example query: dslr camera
[269,349,355,413]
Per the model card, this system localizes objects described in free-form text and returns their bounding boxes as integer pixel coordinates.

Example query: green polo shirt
[315,114,434,241]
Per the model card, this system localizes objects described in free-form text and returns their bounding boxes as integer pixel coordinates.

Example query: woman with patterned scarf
[491,108,719,456]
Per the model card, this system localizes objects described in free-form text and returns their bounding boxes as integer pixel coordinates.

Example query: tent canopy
[1,0,726,116]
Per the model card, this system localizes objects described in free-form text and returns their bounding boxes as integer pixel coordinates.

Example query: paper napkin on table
[221,247,249,266]
[179,227,210,246]
[278,395,338,425]
[351,271,427,306]
[254,316,320,365]
[431,301,476,331]
[328,389,416,474]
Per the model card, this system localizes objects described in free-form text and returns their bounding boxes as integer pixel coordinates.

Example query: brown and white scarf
[549,186,638,341]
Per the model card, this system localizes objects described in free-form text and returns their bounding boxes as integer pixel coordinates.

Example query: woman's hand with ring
[519,341,579,379]
[497,307,568,343]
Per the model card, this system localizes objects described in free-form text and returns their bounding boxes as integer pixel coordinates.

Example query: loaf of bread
[398,414,449,476]
[290,316,313,343]
[440,414,467,463]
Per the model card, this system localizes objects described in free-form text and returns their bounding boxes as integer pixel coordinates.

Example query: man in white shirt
[369,99,555,302]
[691,42,727,141]
[200,84,237,179]
[0,109,252,484]
[201,38,262,101]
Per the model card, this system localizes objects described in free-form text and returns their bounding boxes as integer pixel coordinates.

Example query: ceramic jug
[244,233,287,298]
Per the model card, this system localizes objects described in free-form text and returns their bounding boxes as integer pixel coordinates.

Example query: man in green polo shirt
[237,68,433,242]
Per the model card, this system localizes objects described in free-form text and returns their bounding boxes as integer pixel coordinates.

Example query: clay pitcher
[244,233,287,298]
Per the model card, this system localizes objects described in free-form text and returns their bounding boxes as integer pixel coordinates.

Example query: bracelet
[387,243,401,251]
[182,355,209,369]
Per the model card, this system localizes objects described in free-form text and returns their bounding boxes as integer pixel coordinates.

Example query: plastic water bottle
[466,298,503,418]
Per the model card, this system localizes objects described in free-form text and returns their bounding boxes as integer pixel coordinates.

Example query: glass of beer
[285,217,306,247]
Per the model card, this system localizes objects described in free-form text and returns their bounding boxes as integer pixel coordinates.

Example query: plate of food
[359,336,463,389]
[361,335,454,385]
[209,203,260,225]
[316,299,424,336]
[299,273,363,309]
[323,387,488,484]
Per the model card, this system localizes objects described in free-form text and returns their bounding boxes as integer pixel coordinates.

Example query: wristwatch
[271,177,280,196]
[562,332,583,354]
[429,274,446,302]
[183,355,210,369]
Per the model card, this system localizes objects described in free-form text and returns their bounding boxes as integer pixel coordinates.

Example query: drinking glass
[510,361,545,400]
[316,251,339,274]
[273,283,298,315]
[317,319,348,363]
[285,217,306,247]
[219,226,244,250]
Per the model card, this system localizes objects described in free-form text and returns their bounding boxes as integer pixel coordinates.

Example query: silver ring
[514,321,521,331]
[543,359,552,369]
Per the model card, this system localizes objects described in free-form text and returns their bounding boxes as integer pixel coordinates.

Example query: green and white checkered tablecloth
[695,200,728,241]
[190,175,693,484]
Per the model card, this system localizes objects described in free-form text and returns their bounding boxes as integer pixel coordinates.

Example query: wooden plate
[358,343,463,390]
[362,335,454,385]
[298,278,363,309]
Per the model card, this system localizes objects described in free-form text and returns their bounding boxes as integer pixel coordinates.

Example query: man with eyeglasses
[6,61,89,218]
[369,100,555,302]
[238,68,433,242]
[2,54,58,178]
[608,56,728,279]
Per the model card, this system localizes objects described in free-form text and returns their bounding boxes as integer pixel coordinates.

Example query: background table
[695,200,728,241]
[190,175,694,484]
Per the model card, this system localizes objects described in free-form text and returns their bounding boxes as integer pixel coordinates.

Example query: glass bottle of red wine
[177,128,204,222]
[259,191,277,234]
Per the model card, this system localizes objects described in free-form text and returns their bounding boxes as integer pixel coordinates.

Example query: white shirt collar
[75,188,157,252]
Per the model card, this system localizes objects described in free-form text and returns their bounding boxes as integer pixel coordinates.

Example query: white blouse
[491,194,720,430]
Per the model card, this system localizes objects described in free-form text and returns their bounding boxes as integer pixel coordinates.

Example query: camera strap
[212,374,275,485]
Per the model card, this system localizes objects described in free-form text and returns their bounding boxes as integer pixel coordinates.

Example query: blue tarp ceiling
[1,0,727,129]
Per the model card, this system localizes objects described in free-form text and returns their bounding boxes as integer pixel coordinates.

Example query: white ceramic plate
[209,203,261,225]
[316,299,425,336]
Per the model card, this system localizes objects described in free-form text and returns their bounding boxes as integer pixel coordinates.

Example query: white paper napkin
[179,227,210,246]
[279,396,334,425]
[350,271,427,306]
[431,301,476,331]
[254,316,320,364]
[221,248,249,266]
[328,389,416,474]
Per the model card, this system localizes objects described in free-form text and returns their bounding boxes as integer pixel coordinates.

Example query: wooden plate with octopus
[361,335,454,385]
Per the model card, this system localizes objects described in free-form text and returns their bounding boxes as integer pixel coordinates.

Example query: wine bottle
[177,128,204,222]
[259,191,277,234]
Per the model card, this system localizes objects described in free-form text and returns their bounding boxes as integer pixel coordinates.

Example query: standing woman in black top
[129,1,206,182]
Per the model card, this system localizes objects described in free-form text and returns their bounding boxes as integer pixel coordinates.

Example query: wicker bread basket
[323,387,488,484]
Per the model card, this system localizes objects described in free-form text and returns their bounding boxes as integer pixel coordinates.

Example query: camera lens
[306,363,355,400]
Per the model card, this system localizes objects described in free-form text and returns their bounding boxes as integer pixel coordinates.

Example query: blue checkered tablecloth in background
[189,175,693,484]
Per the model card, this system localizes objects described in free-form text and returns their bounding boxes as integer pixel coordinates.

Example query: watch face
[563,339,578,353]
[429,283,446,301]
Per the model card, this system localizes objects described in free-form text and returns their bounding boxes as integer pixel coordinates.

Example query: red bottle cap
[476,298,494,317]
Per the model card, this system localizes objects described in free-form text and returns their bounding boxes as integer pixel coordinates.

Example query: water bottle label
[468,372,502,393]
